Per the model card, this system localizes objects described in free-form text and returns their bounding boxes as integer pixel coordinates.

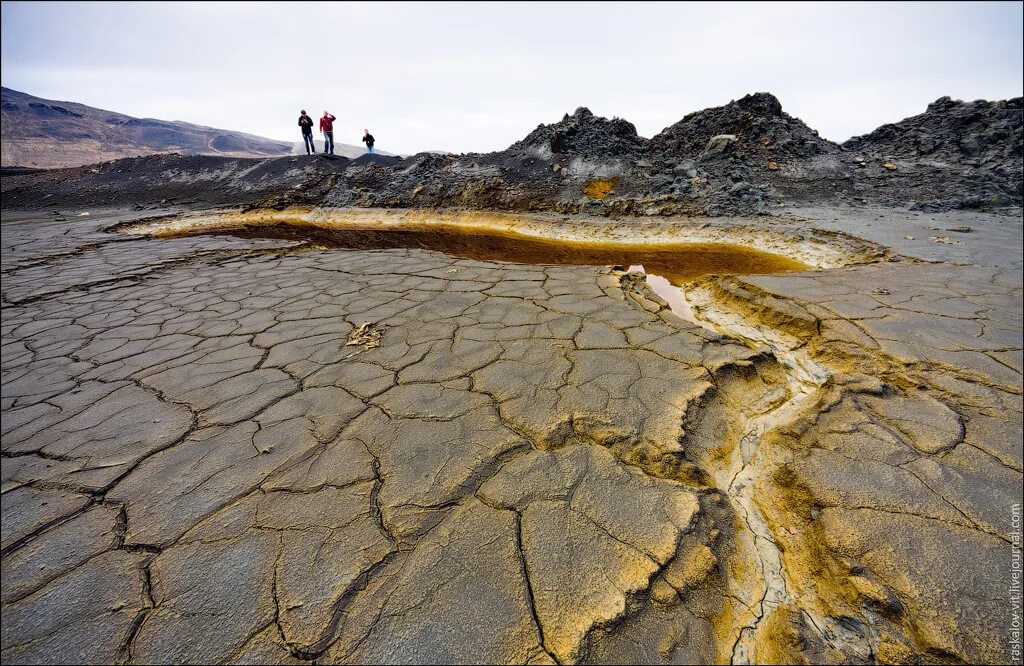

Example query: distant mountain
[1,87,293,168]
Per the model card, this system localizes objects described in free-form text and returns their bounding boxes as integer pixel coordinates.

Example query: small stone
[673,160,698,178]
[704,134,738,156]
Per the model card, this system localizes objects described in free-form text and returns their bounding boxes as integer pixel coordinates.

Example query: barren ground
[1,201,1020,664]
[3,91,1022,664]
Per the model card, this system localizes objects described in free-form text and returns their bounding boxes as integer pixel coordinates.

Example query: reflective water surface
[202,223,810,284]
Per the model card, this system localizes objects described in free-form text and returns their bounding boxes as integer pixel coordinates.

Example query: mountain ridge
[3,91,1020,215]
[1,87,294,168]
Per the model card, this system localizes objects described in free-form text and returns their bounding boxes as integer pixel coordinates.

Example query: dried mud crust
[1,207,1021,665]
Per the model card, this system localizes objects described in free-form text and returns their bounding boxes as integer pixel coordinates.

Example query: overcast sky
[2,1,1022,155]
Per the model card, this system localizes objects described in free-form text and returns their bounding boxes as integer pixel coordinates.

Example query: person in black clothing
[362,129,375,154]
[298,110,315,155]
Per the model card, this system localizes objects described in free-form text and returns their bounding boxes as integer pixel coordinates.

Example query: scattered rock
[703,134,738,157]
[673,160,698,178]
[3,92,1019,217]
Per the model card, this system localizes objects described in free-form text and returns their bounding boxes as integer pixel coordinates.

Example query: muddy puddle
[190,223,811,284]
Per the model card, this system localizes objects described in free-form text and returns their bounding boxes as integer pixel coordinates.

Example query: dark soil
[3,93,1020,216]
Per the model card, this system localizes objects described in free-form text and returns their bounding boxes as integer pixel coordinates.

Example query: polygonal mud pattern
[1,207,1021,665]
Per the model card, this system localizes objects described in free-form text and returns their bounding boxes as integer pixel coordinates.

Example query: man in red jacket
[320,111,336,155]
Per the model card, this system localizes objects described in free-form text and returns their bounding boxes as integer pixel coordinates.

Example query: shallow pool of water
[198,223,810,284]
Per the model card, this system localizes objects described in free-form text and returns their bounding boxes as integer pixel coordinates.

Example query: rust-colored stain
[584,177,619,199]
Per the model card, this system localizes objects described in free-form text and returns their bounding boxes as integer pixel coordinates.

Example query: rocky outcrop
[506,107,647,160]
[0,153,347,210]
[843,96,1023,211]
[648,92,839,161]
[845,96,1022,167]
[3,93,1021,215]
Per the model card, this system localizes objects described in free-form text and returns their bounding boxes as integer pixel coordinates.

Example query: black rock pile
[4,93,1021,216]
[648,92,838,162]
[505,107,647,160]
[845,96,1022,166]
[843,96,1022,211]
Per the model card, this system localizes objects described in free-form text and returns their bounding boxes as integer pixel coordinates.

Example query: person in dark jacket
[362,129,375,154]
[320,111,336,155]
[298,110,315,155]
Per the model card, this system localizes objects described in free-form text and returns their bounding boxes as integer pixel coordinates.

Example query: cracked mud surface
[1,206,1021,665]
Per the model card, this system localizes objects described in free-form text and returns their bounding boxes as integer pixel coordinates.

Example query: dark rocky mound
[648,93,839,161]
[349,153,404,167]
[4,93,1021,216]
[0,153,347,209]
[504,107,647,159]
[321,108,652,213]
[843,96,1022,210]
[639,93,847,215]
[845,96,1022,164]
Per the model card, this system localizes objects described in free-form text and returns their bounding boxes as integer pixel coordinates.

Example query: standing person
[320,111,336,155]
[298,110,315,155]
[362,129,375,154]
